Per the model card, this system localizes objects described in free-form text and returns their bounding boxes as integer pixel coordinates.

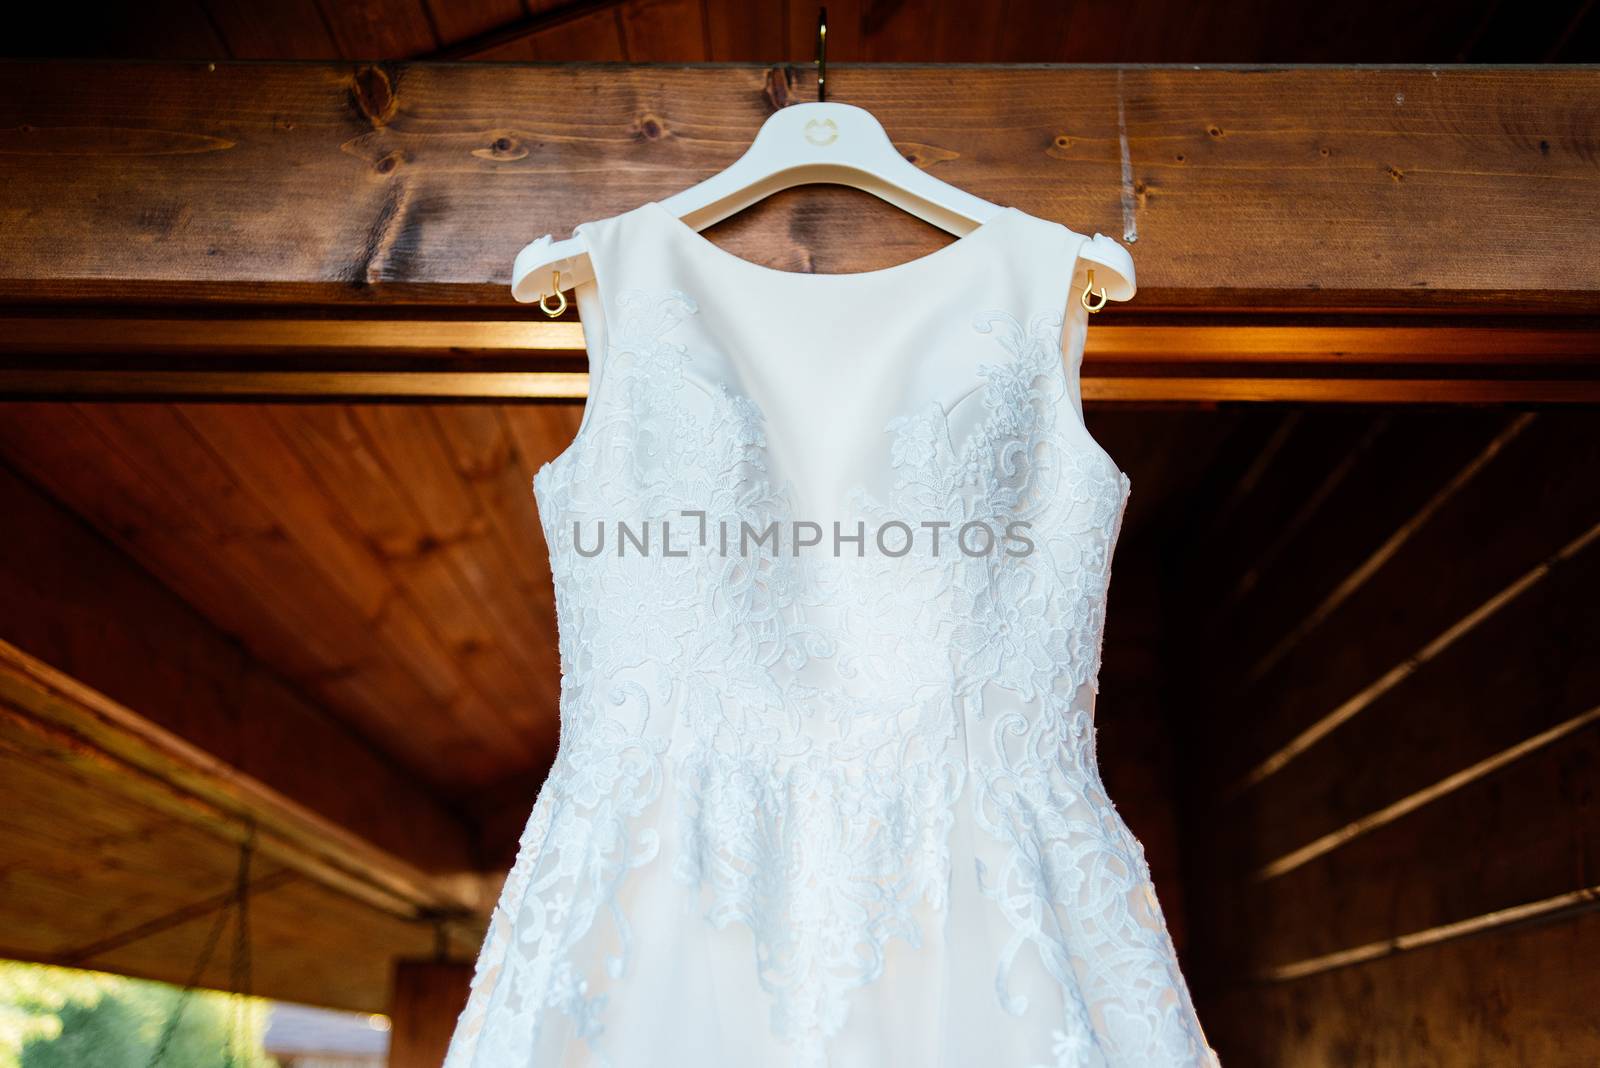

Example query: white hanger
[511,73,1135,308]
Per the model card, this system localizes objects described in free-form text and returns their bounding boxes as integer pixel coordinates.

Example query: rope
[145,822,256,1068]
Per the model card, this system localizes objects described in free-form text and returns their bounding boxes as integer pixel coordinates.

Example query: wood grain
[1173,408,1600,1065]
[1202,907,1600,1067]
[1219,412,1600,791]
[0,460,472,874]
[0,62,1596,310]
[4,314,1598,404]
[0,639,488,920]
[388,960,476,1068]
[0,403,561,800]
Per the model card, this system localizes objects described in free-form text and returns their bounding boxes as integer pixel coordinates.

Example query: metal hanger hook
[1081,268,1109,313]
[540,269,567,318]
[816,7,828,103]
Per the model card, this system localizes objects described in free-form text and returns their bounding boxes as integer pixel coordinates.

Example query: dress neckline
[641,199,1020,285]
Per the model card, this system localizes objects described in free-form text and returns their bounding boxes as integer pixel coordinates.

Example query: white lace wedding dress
[443,202,1218,1067]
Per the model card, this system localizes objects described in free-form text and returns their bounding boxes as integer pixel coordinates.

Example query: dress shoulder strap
[1013,214,1100,427]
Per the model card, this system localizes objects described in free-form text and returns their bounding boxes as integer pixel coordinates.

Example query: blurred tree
[0,961,274,1068]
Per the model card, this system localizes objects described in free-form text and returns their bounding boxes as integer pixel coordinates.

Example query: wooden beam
[0,61,1595,310]
[1194,411,1600,800]
[1257,882,1600,983]
[388,959,475,1068]
[0,317,589,356]
[54,870,300,967]
[1,316,1596,402]
[1242,719,1600,975]
[1230,517,1600,794]
[0,641,489,922]
[1204,908,1600,1065]
[0,462,485,909]
[1,61,1597,403]
[6,371,1598,403]
[1255,702,1600,881]
[4,316,1598,364]
[0,369,592,400]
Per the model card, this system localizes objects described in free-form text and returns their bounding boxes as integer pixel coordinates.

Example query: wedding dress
[443,202,1218,1067]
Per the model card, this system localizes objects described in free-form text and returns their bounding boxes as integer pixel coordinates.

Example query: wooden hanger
[511,10,1135,309]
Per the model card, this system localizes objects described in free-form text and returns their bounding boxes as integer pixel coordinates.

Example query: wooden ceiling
[2,0,1595,1024]
[13,0,1598,63]
[0,403,574,802]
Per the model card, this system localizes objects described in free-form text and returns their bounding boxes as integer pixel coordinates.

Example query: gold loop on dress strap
[1081,268,1109,314]
[539,269,568,318]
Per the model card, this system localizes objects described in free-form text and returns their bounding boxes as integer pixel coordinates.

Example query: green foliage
[0,960,275,1068]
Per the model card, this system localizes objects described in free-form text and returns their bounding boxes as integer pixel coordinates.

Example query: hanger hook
[540,269,567,318]
[1081,268,1109,314]
[816,7,827,103]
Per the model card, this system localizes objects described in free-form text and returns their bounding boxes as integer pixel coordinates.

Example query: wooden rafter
[0,640,491,923]
[1,315,1597,402]
[0,462,487,909]
[0,61,1596,404]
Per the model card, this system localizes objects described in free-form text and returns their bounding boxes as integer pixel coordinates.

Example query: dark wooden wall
[1168,407,1600,1065]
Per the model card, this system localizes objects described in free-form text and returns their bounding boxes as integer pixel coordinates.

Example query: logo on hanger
[803,118,838,147]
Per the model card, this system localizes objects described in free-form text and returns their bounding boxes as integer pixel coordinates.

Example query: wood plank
[77,874,443,1011]
[0,404,525,794]
[425,0,527,46]
[317,0,439,58]
[498,404,585,484]
[236,403,545,765]
[428,407,562,657]
[176,405,394,616]
[1176,408,1600,1003]
[0,639,486,921]
[706,0,787,61]
[0,741,262,951]
[1178,410,1383,627]
[0,63,1596,309]
[857,0,1007,62]
[1234,454,1600,879]
[1200,906,1600,1067]
[4,315,1598,363]
[344,406,552,754]
[786,0,861,63]
[0,458,474,875]
[166,401,545,769]
[513,5,627,61]
[17,0,1586,67]
[0,405,342,680]
[1217,411,1600,792]
[1227,553,1600,966]
[619,0,709,61]
[429,0,609,60]
[1242,718,1600,969]
[205,0,341,59]
[0,370,591,401]
[5,371,1600,404]
[4,311,1597,409]
[1205,411,1517,688]
[388,960,475,1068]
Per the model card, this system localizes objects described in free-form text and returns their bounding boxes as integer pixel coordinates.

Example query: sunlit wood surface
[2,63,1597,311]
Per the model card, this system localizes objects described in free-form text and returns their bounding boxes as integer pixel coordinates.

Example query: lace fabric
[444,205,1219,1068]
